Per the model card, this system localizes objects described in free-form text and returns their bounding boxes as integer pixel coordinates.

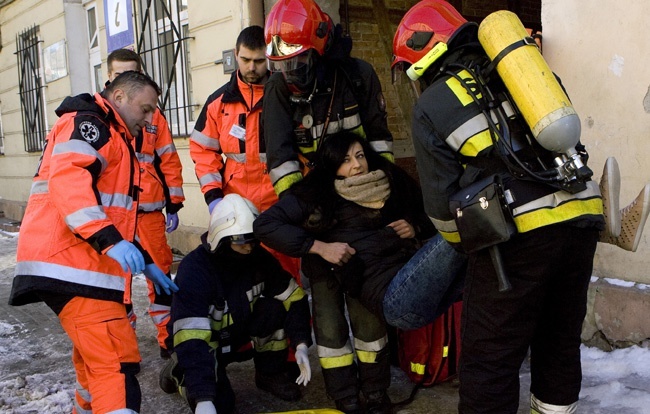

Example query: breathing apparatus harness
[409,39,592,194]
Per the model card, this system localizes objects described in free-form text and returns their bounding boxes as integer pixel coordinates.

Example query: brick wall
[340,0,541,173]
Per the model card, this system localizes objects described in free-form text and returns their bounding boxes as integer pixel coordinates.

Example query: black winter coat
[254,169,435,316]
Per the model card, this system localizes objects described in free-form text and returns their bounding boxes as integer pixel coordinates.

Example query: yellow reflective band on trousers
[319,353,355,369]
[253,336,289,352]
[356,350,379,364]
[173,328,211,348]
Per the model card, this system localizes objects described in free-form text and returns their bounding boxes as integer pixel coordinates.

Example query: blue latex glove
[208,198,223,215]
[106,240,145,274]
[166,212,179,233]
[143,263,179,295]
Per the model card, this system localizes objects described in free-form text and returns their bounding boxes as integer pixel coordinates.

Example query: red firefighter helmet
[391,0,469,77]
[265,0,333,62]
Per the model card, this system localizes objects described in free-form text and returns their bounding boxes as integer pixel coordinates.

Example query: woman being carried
[254,131,465,413]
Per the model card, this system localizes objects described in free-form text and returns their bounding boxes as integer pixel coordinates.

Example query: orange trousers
[136,211,173,349]
[58,297,141,414]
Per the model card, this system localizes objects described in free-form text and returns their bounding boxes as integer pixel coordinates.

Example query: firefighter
[158,194,312,414]
[391,1,603,412]
[189,25,300,281]
[10,71,178,413]
[106,48,185,359]
[263,0,394,197]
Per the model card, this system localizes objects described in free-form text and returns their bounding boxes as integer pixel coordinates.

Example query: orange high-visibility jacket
[136,108,184,213]
[11,93,143,306]
[190,72,278,212]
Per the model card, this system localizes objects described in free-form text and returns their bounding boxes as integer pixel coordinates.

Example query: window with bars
[86,2,103,94]
[15,25,47,153]
[133,0,193,137]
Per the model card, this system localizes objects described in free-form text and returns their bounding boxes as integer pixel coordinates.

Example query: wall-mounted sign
[43,40,68,83]
[104,0,134,52]
[222,49,237,74]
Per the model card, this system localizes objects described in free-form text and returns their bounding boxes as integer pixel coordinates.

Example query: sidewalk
[0,230,530,414]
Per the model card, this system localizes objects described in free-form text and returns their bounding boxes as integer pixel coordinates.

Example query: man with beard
[189,25,300,280]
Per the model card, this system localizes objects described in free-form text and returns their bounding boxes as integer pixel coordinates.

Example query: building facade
[0,0,648,345]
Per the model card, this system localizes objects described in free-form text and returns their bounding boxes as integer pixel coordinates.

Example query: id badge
[229,124,246,141]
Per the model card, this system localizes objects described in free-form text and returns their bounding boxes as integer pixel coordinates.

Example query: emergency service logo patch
[145,124,158,134]
[79,121,100,143]
[377,92,387,113]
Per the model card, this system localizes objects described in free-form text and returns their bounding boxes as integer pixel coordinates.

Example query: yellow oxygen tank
[478,10,581,154]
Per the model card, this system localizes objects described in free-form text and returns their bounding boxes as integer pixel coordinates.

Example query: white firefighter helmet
[207,194,260,252]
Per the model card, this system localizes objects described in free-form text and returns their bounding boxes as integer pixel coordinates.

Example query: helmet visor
[268,50,315,92]
[267,49,313,73]
[267,35,305,59]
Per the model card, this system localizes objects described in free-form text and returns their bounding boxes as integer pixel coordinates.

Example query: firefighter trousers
[310,271,391,401]
[458,225,598,413]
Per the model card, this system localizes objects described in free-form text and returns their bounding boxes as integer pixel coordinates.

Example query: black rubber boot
[255,370,301,401]
[335,394,363,414]
[364,389,393,414]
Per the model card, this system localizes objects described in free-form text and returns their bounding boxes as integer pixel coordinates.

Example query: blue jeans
[383,233,467,330]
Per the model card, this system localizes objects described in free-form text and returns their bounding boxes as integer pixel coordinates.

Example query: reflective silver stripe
[75,380,92,403]
[199,172,222,187]
[224,153,247,163]
[99,191,134,210]
[52,140,107,172]
[65,205,107,230]
[446,112,490,152]
[190,129,221,150]
[138,201,166,212]
[73,401,92,414]
[174,316,211,332]
[252,328,287,347]
[15,261,126,291]
[269,160,300,185]
[169,186,184,197]
[512,180,600,217]
[156,143,177,156]
[250,282,263,301]
[429,216,458,233]
[209,305,225,322]
[274,278,300,302]
[150,312,170,325]
[531,394,577,414]
[369,140,393,154]
[224,153,268,164]
[311,113,362,138]
[30,180,49,195]
[149,303,171,313]
[317,340,354,358]
[354,335,388,352]
[107,409,138,413]
[136,152,155,164]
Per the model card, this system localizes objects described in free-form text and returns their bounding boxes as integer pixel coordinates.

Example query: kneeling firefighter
[392,1,604,413]
[159,194,312,414]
